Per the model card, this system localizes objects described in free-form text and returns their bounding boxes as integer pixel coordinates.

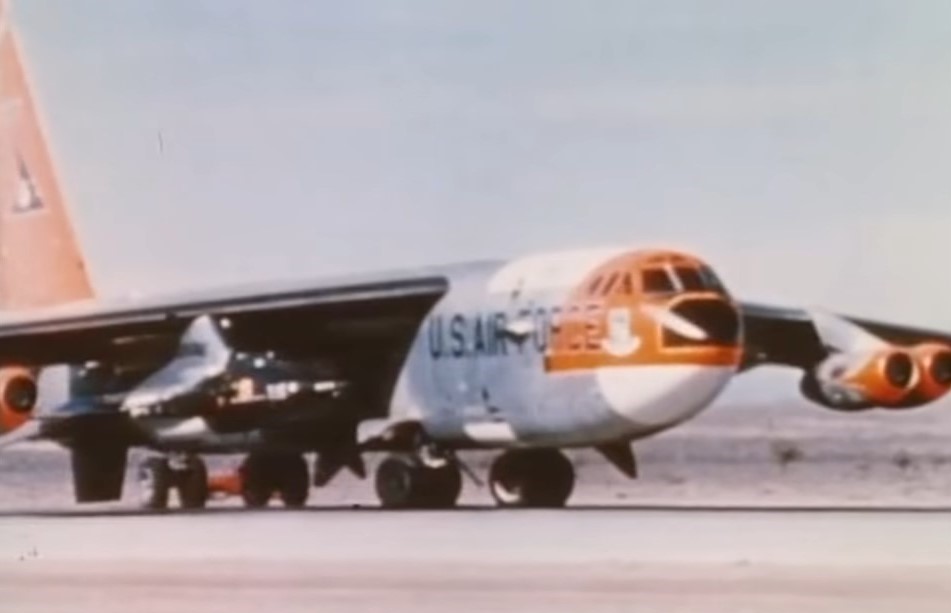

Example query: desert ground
[2,390,949,511]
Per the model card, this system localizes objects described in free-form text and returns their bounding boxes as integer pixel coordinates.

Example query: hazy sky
[10,0,951,332]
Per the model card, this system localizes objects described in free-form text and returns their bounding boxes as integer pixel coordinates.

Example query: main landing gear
[137,454,209,510]
[374,452,463,509]
[238,452,309,509]
[136,451,311,510]
[372,447,578,510]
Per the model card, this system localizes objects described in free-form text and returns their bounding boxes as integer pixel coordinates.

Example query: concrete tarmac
[1,508,949,612]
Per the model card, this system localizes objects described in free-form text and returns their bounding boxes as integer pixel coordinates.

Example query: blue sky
[10,0,951,333]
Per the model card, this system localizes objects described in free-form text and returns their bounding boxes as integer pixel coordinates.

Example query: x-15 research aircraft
[1,3,949,510]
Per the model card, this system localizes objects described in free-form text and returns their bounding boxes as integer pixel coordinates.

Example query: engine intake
[882,351,914,389]
[0,367,37,432]
[802,348,919,411]
[892,343,951,408]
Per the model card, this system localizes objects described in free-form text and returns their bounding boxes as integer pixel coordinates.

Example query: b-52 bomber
[1,3,950,511]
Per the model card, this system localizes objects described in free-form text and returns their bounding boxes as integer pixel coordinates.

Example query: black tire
[239,454,273,508]
[375,454,422,509]
[488,449,575,508]
[277,454,309,508]
[375,454,462,509]
[177,456,209,509]
[419,462,462,509]
[137,457,172,511]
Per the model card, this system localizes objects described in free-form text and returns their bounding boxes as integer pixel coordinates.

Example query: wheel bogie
[176,457,209,509]
[137,457,172,510]
[374,453,463,510]
[488,449,575,508]
[239,452,311,509]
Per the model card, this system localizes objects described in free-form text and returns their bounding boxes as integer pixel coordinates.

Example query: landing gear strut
[488,449,575,508]
[137,454,209,510]
[374,452,462,509]
[239,452,310,508]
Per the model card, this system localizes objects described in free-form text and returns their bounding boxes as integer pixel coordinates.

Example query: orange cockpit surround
[543,250,743,372]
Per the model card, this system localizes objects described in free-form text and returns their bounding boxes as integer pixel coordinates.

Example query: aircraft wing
[738,301,951,411]
[0,273,449,367]
[740,301,951,368]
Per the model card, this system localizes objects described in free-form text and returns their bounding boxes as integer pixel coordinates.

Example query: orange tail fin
[0,1,94,311]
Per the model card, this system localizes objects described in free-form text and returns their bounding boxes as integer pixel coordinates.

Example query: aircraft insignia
[601,307,641,357]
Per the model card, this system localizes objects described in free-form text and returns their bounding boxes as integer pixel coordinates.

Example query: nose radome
[597,364,735,431]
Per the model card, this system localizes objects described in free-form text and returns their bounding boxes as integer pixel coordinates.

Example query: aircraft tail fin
[0,1,95,311]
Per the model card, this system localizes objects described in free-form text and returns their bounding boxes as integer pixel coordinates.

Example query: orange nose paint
[544,250,743,372]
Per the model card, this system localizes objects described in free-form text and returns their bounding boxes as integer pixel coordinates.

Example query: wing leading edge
[739,301,951,411]
[0,274,450,367]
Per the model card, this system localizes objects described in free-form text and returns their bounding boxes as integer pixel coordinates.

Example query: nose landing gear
[487,449,575,508]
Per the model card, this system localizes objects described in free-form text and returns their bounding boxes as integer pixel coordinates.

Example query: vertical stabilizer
[0,0,94,310]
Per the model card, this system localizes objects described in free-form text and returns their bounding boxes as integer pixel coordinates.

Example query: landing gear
[488,449,575,508]
[238,452,310,508]
[137,457,172,510]
[374,453,462,509]
[176,455,209,509]
[136,454,209,510]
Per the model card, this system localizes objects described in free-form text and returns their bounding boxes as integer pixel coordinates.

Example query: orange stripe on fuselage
[543,250,743,372]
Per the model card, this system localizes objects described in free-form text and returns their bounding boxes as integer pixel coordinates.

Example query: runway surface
[2,399,951,612]
[1,508,949,612]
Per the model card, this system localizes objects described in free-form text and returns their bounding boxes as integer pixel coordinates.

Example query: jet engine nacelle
[895,343,951,407]
[799,348,919,412]
[0,367,38,432]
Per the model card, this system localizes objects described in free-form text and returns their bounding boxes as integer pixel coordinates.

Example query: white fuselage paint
[390,247,742,450]
[595,365,735,432]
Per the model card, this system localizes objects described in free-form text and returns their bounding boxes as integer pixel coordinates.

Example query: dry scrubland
[1,397,949,511]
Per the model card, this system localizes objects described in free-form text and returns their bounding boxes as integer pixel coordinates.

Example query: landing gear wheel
[277,454,309,508]
[375,454,420,509]
[239,453,273,508]
[239,453,310,508]
[137,457,172,510]
[374,454,462,509]
[489,449,575,508]
[420,462,462,509]
[176,456,209,509]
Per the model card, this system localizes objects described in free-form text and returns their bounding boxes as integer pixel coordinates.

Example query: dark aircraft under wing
[0,273,449,369]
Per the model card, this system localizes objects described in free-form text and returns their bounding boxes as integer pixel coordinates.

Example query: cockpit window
[601,273,619,295]
[642,268,675,293]
[587,275,604,295]
[698,266,726,293]
[675,267,705,291]
[620,272,634,295]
